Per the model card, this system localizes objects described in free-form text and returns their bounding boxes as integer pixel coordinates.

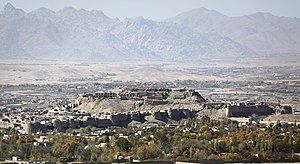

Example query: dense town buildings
[0,88,297,135]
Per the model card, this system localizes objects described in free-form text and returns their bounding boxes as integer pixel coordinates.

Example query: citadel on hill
[0,1,299,163]
[6,88,293,134]
[77,88,293,116]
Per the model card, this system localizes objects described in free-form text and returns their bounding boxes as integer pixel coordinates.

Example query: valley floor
[0,55,299,85]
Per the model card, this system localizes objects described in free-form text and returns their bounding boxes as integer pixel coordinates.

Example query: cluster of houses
[0,88,297,135]
[0,101,198,134]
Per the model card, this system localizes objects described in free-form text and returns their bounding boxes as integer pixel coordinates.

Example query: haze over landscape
[0,2,300,60]
[0,1,300,163]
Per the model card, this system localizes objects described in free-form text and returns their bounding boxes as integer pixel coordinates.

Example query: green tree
[153,131,171,153]
[115,137,132,152]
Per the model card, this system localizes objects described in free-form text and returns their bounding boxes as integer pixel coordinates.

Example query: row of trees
[0,118,300,162]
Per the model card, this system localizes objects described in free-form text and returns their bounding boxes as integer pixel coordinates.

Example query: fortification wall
[227,104,275,117]
[154,108,197,122]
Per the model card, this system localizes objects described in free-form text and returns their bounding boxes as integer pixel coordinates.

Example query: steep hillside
[0,3,252,60]
[167,8,300,54]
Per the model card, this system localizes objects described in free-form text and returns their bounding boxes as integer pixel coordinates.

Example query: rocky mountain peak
[29,7,55,17]
[2,2,25,17]
[3,2,15,11]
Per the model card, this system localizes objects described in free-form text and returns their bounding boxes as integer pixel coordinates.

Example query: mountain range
[167,8,300,55]
[1,3,299,61]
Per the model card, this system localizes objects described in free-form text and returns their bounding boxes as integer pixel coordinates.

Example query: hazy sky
[0,0,299,20]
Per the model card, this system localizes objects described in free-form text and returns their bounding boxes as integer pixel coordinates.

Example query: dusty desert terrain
[0,55,299,85]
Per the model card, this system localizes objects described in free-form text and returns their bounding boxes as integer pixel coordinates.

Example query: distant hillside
[0,3,254,61]
[3,3,300,60]
[167,8,300,55]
